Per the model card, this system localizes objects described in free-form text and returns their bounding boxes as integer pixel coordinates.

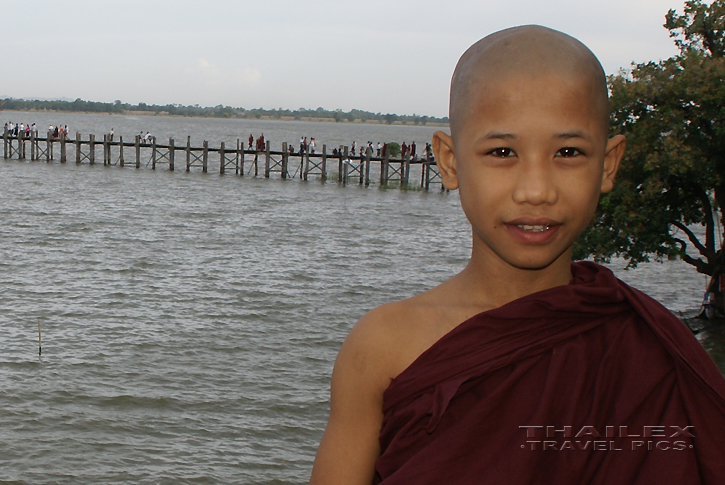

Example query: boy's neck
[459,248,573,311]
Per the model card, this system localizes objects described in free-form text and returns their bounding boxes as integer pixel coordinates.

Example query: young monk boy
[311,26,725,484]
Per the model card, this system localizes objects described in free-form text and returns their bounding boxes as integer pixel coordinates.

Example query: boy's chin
[493,248,572,273]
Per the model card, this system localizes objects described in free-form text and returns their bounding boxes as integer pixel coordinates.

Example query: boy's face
[435,72,624,272]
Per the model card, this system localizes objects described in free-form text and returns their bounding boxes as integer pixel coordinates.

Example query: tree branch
[674,238,712,274]
[672,220,715,261]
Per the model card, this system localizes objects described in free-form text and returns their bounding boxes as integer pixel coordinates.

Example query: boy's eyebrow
[479,132,517,141]
[477,131,594,142]
[555,131,593,141]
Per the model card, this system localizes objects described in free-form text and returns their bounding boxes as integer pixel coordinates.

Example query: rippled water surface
[1,114,723,484]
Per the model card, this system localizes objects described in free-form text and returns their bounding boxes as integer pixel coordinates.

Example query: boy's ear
[432,131,459,190]
[600,134,626,193]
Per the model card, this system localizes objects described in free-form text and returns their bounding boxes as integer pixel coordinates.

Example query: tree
[575,0,725,312]
[388,142,401,158]
[384,113,398,125]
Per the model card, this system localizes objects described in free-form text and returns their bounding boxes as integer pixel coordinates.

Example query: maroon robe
[374,262,725,484]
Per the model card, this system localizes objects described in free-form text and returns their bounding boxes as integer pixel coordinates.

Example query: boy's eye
[487,147,515,158]
[556,147,581,157]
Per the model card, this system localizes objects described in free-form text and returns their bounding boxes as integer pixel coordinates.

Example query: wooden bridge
[2,129,445,190]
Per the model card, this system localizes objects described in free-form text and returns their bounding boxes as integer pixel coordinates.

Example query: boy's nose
[511,161,558,206]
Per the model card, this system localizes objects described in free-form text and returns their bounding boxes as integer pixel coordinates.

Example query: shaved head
[449,25,609,137]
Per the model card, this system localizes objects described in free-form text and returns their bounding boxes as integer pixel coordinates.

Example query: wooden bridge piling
[341,146,348,184]
[343,147,353,186]
[135,135,141,168]
[281,142,288,179]
[364,147,372,186]
[239,141,245,176]
[186,136,191,172]
[401,153,410,188]
[76,132,81,163]
[235,140,240,175]
[302,147,309,180]
[169,138,175,171]
[17,132,21,159]
[381,150,389,186]
[220,142,226,175]
[61,133,67,163]
[102,134,108,165]
[119,136,125,167]
[89,134,95,165]
[337,146,344,183]
[321,145,327,182]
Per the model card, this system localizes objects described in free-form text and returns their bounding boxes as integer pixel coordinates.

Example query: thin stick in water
[38,319,42,356]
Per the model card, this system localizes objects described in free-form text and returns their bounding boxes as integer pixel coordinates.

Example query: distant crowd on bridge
[4,121,70,139]
[4,120,436,164]
[248,133,435,162]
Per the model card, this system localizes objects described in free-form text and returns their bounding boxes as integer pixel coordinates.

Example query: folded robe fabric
[374,262,725,484]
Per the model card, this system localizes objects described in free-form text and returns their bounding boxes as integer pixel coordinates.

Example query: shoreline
[0,108,450,128]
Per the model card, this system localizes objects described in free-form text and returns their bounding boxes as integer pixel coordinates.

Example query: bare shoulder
[340,299,431,383]
[309,302,418,484]
[310,286,467,484]
[346,299,444,382]
[338,278,479,394]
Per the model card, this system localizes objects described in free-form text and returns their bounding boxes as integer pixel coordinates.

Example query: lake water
[1,112,723,484]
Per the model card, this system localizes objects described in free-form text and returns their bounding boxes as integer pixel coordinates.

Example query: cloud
[237,68,262,86]
[192,58,221,85]
[186,59,262,90]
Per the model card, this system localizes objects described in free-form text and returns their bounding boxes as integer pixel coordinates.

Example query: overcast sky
[1,0,683,117]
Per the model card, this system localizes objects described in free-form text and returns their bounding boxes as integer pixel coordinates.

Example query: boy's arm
[310,309,396,485]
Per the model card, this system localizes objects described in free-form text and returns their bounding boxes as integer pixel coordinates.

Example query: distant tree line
[0,98,449,125]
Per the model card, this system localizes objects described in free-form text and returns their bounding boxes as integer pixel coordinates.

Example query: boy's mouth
[504,219,561,244]
[517,224,550,232]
